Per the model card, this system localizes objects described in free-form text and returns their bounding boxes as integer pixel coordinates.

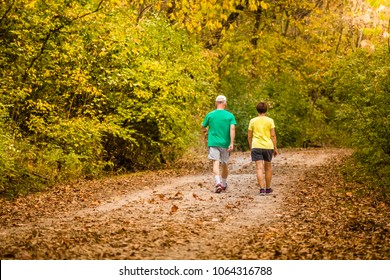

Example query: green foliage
[220,72,266,151]
[0,1,216,197]
[89,13,215,169]
[221,70,311,149]
[211,0,360,150]
[0,105,51,197]
[0,107,17,194]
[263,75,311,147]
[329,46,390,197]
[1,0,389,198]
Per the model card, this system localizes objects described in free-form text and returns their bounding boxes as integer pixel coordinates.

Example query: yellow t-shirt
[248,116,275,149]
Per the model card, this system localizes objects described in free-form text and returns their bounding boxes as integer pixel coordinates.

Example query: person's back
[248,115,274,150]
[248,102,278,195]
[204,109,235,148]
[202,95,236,193]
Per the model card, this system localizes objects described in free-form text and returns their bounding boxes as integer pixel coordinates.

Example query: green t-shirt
[202,109,236,148]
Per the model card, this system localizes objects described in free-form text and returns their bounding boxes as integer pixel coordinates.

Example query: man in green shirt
[202,95,236,193]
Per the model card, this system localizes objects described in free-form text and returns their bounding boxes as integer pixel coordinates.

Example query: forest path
[2,148,378,260]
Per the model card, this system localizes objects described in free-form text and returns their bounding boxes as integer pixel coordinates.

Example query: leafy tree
[84,11,216,169]
[0,1,216,196]
[1,0,389,198]
[327,46,390,197]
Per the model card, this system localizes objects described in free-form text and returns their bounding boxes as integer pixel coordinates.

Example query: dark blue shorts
[251,148,274,162]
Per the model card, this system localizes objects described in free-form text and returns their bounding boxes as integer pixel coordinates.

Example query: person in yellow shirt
[247,102,278,195]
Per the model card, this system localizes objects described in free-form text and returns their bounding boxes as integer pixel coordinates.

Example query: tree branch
[205,4,245,49]
[0,0,16,26]
[22,0,105,82]
[137,4,154,23]
[251,6,263,47]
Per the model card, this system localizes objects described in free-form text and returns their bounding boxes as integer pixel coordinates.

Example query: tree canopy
[1,0,389,198]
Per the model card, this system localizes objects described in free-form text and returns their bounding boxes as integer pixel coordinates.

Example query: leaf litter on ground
[0,148,389,260]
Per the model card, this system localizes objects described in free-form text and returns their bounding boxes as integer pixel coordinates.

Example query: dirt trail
[0,148,351,259]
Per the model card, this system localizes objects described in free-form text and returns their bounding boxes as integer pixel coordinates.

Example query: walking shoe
[215,184,223,193]
[259,188,266,196]
[221,183,228,191]
[266,188,273,194]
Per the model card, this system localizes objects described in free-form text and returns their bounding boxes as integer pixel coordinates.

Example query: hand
[273,149,278,157]
[228,144,234,152]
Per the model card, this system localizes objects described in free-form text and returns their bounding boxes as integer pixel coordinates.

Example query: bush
[221,71,312,149]
[0,4,216,196]
[331,46,390,198]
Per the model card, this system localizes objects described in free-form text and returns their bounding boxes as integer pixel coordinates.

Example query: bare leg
[264,161,272,188]
[212,160,222,186]
[255,160,265,188]
[221,163,228,181]
[213,160,220,177]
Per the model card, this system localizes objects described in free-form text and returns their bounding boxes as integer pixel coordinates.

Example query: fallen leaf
[170,204,179,214]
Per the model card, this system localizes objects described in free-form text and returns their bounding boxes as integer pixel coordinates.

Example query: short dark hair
[256,102,268,114]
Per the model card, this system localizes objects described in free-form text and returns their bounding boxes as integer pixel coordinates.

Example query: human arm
[201,125,208,142]
[247,130,253,150]
[270,128,278,157]
[228,124,235,152]
[201,115,209,141]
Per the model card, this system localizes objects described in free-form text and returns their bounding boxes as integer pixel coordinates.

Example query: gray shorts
[208,147,230,164]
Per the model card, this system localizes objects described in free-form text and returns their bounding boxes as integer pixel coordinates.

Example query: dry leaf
[170,204,179,214]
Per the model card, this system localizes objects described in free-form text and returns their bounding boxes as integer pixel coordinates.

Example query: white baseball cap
[215,95,227,102]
